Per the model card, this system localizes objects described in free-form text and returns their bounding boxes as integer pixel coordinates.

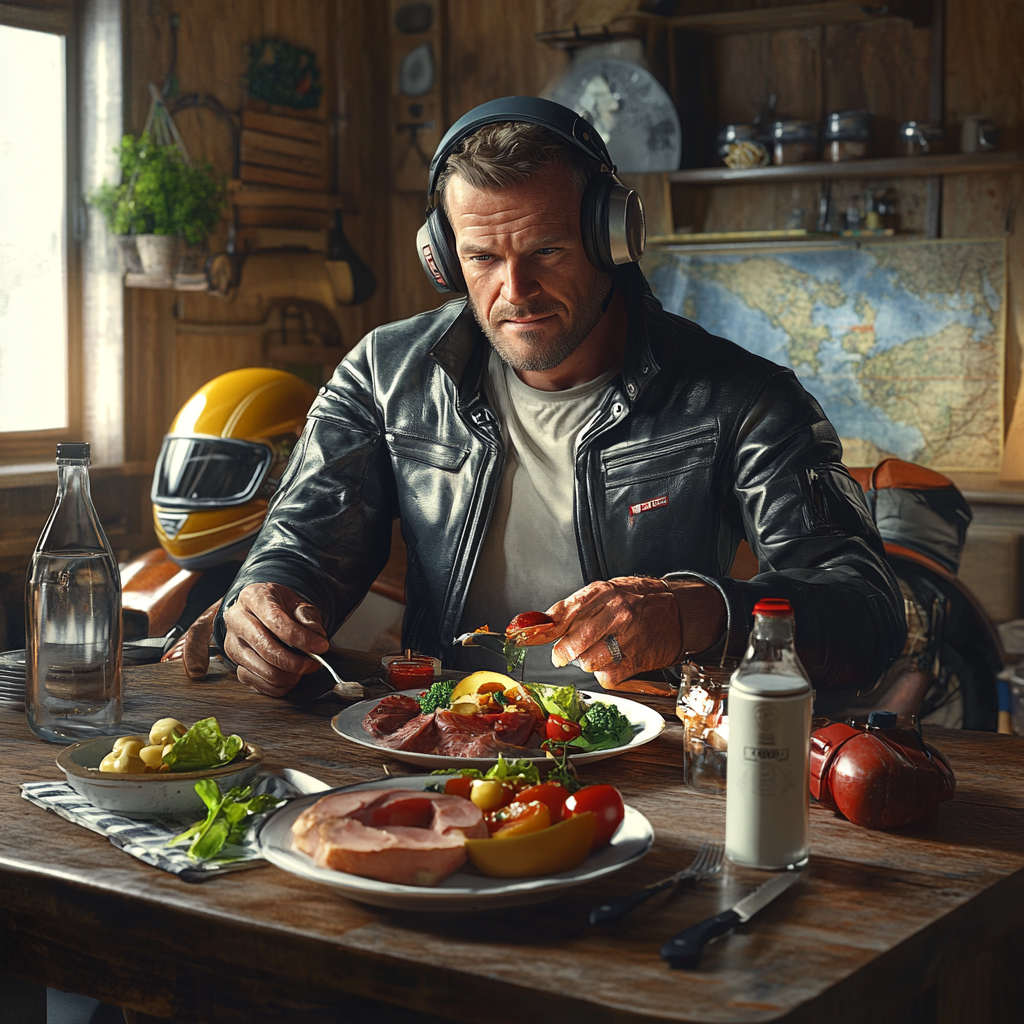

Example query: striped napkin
[20,772,296,883]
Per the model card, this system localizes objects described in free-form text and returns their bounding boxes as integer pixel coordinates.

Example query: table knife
[660,870,802,968]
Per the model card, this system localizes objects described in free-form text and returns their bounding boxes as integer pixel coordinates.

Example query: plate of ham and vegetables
[256,763,654,911]
[330,671,665,769]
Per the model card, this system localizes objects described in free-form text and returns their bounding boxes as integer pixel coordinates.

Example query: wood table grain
[1,660,1022,1024]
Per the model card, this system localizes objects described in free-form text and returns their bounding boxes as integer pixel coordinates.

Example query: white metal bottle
[725,598,811,869]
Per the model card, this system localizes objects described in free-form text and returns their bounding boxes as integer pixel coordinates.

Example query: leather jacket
[216,271,906,690]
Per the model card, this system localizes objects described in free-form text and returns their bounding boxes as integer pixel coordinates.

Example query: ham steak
[292,789,487,886]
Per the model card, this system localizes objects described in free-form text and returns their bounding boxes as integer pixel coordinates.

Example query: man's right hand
[222,583,330,697]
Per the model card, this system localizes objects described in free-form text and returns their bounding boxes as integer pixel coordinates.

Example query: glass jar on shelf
[770,119,818,165]
[676,662,732,795]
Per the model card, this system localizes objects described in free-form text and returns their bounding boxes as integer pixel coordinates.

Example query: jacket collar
[429,267,661,406]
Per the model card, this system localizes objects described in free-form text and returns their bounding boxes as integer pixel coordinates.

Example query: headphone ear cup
[417,207,465,293]
[580,173,646,274]
[580,173,615,274]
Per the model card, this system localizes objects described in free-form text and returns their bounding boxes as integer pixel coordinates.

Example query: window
[0,0,124,467]
[0,24,70,437]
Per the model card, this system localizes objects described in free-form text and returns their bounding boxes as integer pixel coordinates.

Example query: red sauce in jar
[387,657,435,688]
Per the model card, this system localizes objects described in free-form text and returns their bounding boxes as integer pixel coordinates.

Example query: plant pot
[135,234,183,276]
[115,235,144,274]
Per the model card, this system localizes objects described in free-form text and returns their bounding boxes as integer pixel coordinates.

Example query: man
[213,97,905,697]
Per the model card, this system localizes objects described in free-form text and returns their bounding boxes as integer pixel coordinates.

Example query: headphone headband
[427,95,614,197]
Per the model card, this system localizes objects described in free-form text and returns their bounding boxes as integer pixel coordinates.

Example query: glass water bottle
[725,598,811,869]
[25,443,122,742]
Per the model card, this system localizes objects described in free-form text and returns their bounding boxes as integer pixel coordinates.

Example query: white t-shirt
[455,349,615,683]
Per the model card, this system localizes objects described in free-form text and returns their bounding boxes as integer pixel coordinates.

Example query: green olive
[138,744,165,769]
[100,750,147,774]
[149,717,187,746]
[111,735,146,753]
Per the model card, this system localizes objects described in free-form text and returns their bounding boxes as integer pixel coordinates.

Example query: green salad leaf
[503,635,527,675]
[429,754,541,787]
[169,781,285,862]
[524,683,585,723]
[163,717,244,773]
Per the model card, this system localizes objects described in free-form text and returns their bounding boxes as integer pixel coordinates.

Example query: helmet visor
[152,436,273,509]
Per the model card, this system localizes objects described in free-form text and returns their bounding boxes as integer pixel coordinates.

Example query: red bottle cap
[752,598,793,617]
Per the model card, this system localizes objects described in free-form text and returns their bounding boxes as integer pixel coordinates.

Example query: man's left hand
[547,577,684,686]
[547,576,727,687]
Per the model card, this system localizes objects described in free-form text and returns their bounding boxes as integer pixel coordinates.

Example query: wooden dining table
[1,657,1022,1024]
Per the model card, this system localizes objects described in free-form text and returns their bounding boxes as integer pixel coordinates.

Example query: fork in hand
[589,841,725,926]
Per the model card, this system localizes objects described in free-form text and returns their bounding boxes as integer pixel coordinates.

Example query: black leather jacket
[216,273,905,690]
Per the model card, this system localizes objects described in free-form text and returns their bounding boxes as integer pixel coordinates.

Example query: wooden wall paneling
[959,525,1021,622]
[331,0,391,347]
[945,0,1024,154]
[620,172,674,236]
[821,19,931,158]
[123,289,176,465]
[445,0,570,120]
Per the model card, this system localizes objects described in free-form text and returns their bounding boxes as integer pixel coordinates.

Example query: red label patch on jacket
[629,495,669,517]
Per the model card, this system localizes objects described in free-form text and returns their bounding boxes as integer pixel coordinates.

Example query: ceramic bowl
[56,736,264,819]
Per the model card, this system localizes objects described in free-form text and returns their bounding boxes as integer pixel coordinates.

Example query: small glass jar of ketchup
[386,650,436,688]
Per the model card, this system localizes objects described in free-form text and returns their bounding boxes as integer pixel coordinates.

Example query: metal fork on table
[589,841,725,926]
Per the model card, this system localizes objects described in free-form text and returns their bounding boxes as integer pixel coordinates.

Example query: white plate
[257,775,654,911]
[331,690,666,769]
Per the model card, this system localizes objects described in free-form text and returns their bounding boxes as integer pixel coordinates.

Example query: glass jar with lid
[676,662,732,794]
[823,109,873,162]
[770,120,818,165]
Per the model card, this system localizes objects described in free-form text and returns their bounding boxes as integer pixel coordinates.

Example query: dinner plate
[256,775,654,911]
[330,689,666,768]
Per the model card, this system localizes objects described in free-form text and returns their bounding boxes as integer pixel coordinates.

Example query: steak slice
[362,694,422,737]
[375,712,440,753]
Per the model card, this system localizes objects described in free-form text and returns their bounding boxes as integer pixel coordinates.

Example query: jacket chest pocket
[386,431,469,472]
[601,427,717,490]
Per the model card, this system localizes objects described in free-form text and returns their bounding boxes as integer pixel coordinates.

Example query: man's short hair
[437,121,599,217]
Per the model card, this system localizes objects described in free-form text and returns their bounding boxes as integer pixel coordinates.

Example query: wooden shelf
[636,1,929,34]
[124,272,209,292]
[536,1,928,47]
[668,151,1024,186]
[227,180,357,212]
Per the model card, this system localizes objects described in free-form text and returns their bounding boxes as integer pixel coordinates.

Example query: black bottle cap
[868,710,898,729]
[56,442,90,462]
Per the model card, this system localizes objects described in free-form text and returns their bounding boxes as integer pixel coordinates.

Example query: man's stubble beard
[470,288,608,373]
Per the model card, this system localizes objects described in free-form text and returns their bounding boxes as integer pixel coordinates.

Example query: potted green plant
[89,132,225,276]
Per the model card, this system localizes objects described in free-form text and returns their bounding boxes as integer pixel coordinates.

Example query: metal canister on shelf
[725,598,812,869]
[898,121,946,156]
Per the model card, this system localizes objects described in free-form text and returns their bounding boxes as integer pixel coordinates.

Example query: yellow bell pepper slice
[465,811,596,877]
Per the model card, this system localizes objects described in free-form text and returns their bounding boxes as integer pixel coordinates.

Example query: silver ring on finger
[604,634,623,665]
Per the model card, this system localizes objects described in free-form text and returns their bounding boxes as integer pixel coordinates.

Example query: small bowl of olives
[56,716,263,819]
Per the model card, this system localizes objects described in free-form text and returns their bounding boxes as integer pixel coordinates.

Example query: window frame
[0,2,83,464]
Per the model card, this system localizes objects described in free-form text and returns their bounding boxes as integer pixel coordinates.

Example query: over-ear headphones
[416,96,645,294]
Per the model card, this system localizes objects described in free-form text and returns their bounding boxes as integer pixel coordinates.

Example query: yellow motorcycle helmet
[151,368,317,569]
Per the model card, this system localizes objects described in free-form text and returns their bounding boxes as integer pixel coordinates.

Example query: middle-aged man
[212,96,906,697]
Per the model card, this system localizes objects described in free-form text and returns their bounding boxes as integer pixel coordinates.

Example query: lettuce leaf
[524,683,585,723]
[168,781,284,862]
[163,717,244,773]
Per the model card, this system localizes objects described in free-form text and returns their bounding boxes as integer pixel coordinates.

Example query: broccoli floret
[417,679,457,714]
[579,701,635,748]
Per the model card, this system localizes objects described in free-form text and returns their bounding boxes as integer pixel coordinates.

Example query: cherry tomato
[517,781,570,823]
[443,775,474,800]
[489,800,551,838]
[563,785,625,850]
[544,714,582,743]
[507,611,553,633]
